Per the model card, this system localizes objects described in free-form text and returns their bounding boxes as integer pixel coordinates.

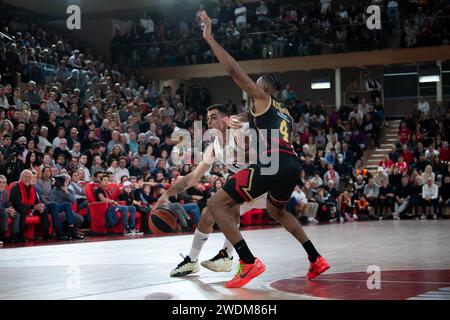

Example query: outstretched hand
[200,10,213,41]
[150,193,170,215]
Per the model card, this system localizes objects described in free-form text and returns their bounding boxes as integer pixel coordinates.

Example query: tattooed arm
[151,145,215,212]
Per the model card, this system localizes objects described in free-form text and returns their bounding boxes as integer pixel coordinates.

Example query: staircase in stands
[365,119,401,175]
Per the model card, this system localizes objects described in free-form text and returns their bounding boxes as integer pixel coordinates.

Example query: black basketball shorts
[222,153,300,209]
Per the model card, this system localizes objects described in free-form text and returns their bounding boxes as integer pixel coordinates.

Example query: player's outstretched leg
[170,207,214,277]
[266,196,330,280]
[170,206,240,277]
[208,190,266,288]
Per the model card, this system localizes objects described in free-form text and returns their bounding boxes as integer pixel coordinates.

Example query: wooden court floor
[1,220,449,300]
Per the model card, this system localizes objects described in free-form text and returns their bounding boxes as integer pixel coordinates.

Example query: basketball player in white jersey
[152,104,266,277]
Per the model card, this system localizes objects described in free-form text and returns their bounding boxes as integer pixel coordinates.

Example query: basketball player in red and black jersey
[200,11,330,288]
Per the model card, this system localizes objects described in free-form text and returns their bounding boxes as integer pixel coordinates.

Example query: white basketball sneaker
[201,249,233,272]
[170,254,200,277]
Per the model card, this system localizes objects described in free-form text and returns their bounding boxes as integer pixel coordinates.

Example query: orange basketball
[149,207,178,235]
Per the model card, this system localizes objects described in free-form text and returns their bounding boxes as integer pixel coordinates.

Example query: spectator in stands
[378,179,396,219]
[354,194,372,220]
[95,175,138,235]
[364,178,380,219]
[396,155,408,175]
[0,174,16,243]
[349,105,363,126]
[365,74,382,103]
[0,84,9,109]
[256,1,269,30]
[404,18,419,47]
[394,175,412,219]
[118,181,144,235]
[439,175,450,219]
[287,185,308,221]
[9,169,49,241]
[326,180,343,223]
[346,78,360,105]
[68,170,89,218]
[425,144,439,161]
[417,96,430,116]
[114,157,130,183]
[388,1,401,31]
[234,1,247,31]
[420,164,435,183]
[421,177,439,219]
[301,180,319,223]
[48,175,84,239]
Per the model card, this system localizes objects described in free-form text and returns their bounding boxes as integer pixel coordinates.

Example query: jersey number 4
[279,120,289,143]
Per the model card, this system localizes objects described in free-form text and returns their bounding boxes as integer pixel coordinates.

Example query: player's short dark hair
[207,104,231,116]
[261,73,282,92]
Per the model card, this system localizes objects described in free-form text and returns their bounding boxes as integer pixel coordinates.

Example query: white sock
[188,229,209,262]
[222,224,240,258]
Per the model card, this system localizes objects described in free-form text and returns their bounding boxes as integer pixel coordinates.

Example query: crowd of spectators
[109,0,450,68]
[287,95,450,224]
[0,1,449,246]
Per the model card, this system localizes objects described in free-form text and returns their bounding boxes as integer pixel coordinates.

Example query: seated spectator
[325,180,343,223]
[0,175,16,243]
[48,175,84,240]
[378,180,396,220]
[129,156,143,177]
[118,181,145,235]
[9,170,49,241]
[311,171,323,190]
[354,194,375,221]
[394,175,412,219]
[314,186,332,222]
[287,185,308,221]
[325,135,341,154]
[90,155,105,177]
[389,166,403,188]
[301,180,319,223]
[410,175,423,219]
[439,175,450,219]
[338,191,353,221]
[35,166,53,206]
[395,155,408,175]
[425,144,439,161]
[420,164,435,184]
[114,157,130,183]
[68,170,90,225]
[379,154,394,172]
[323,164,340,188]
[94,175,138,235]
[421,177,439,219]
[439,141,450,162]
[401,144,414,164]
[374,167,389,187]
[364,179,380,219]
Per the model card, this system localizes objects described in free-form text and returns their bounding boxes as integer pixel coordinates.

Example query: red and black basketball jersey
[249,95,295,156]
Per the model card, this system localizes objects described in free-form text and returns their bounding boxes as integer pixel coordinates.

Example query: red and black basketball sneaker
[307,256,330,280]
[226,258,266,288]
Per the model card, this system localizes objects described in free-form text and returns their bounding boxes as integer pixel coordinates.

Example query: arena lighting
[311,76,331,89]
[419,67,440,83]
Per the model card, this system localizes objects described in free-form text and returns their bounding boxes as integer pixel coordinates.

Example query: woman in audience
[420,164,435,184]
[48,175,84,240]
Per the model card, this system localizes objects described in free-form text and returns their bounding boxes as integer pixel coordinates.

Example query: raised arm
[200,11,269,114]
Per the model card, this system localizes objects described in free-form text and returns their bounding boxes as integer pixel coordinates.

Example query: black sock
[234,239,255,264]
[302,240,320,263]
